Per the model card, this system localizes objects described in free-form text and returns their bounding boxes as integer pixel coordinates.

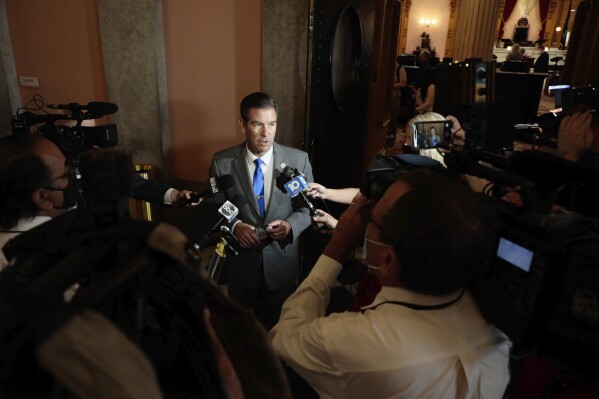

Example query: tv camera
[10,99,120,210]
[365,142,599,376]
[11,100,119,156]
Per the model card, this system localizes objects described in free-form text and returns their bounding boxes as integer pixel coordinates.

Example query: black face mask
[44,180,79,211]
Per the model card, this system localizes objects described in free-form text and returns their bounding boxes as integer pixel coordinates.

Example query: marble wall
[262,0,310,149]
[97,0,166,170]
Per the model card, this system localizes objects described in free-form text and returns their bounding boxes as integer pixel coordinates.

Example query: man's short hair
[240,92,279,123]
[378,170,493,296]
[0,136,53,229]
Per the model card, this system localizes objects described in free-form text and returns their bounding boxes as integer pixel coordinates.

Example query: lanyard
[365,289,465,311]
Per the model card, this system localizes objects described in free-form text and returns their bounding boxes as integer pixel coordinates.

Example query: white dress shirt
[270,255,511,399]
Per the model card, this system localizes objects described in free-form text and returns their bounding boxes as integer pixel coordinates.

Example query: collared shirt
[0,216,52,271]
[245,145,274,211]
[269,255,511,399]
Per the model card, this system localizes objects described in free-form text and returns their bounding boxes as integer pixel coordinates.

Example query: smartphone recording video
[411,120,453,150]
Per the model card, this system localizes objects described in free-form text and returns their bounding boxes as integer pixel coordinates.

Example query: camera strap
[365,288,465,311]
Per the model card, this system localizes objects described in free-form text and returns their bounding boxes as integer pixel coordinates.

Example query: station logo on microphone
[284,176,308,197]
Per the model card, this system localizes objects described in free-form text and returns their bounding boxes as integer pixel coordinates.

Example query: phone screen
[411,120,453,149]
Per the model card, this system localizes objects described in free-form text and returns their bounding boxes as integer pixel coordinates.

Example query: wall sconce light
[419,19,437,28]
[555,26,562,32]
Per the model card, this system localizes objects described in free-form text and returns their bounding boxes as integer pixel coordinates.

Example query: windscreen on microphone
[219,174,235,191]
[47,102,118,115]
[281,166,295,180]
[275,167,291,193]
[198,174,235,205]
[230,193,247,208]
[86,102,118,115]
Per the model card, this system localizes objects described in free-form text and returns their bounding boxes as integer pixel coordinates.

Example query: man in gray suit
[210,92,314,329]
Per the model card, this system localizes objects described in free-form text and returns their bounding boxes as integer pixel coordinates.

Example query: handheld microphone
[47,102,119,115]
[176,174,235,206]
[276,164,325,230]
[283,175,309,198]
[207,193,246,234]
[217,200,240,223]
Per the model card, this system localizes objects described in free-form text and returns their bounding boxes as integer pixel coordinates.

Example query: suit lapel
[266,143,284,220]
[232,143,262,221]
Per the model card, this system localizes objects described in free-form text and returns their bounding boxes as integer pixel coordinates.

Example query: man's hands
[558,111,594,161]
[234,220,291,248]
[305,184,359,205]
[234,222,263,248]
[266,220,291,241]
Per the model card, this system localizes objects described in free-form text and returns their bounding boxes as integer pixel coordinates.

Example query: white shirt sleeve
[163,188,176,205]
[269,255,343,374]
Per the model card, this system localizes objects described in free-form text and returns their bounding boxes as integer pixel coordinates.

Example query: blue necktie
[253,158,265,218]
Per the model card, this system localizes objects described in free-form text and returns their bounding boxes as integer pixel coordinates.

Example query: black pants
[227,269,296,331]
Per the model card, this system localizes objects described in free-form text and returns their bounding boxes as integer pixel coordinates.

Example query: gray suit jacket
[210,142,313,290]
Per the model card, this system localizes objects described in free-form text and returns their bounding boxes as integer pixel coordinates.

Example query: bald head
[31,137,67,185]
[0,135,68,228]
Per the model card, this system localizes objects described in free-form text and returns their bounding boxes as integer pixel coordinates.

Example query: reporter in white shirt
[270,171,511,399]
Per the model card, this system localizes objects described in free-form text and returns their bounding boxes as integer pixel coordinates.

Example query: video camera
[10,98,120,209]
[362,141,599,375]
[537,83,599,147]
[11,99,118,156]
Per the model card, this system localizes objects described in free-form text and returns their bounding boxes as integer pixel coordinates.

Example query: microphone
[205,194,248,281]
[283,175,309,198]
[47,102,119,115]
[176,174,235,206]
[217,200,240,223]
[276,164,325,230]
[207,194,246,234]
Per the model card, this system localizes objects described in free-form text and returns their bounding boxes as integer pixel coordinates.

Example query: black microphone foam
[47,102,118,115]
[230,193,247,208]
[86,102,118,115]
[194,174,235,205]
[219,174,235,190]
[275,166,296,193]
[281,166,295,180]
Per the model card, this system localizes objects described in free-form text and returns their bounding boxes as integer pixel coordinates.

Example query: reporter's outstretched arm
[304,183,359,205]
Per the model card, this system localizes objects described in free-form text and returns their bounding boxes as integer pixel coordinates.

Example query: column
[97,0,167,171]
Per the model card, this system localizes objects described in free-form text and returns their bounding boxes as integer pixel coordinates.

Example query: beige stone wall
[97,0,165,170]
[262,0,310,149]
